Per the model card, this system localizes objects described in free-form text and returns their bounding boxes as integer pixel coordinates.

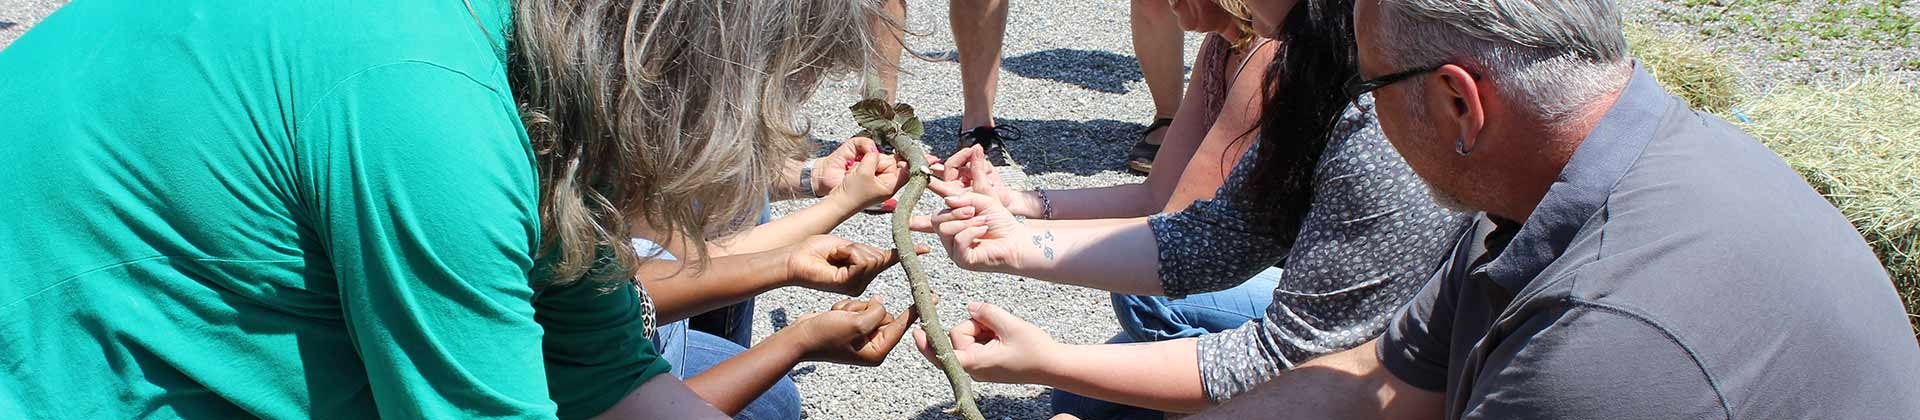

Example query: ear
[1429,64,1486,153]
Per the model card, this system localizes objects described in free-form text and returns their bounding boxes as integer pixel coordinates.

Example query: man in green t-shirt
[0,0,893,418]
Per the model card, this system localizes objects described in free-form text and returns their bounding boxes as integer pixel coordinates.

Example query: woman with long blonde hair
[0,0,899,418]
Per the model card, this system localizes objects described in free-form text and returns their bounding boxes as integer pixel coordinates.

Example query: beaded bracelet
[1035,188,1055,220]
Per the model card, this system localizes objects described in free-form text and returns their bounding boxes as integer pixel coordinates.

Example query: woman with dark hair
[0,0,905,418]
[909,0,1467,417]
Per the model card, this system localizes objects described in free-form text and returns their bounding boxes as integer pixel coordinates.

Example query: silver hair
[1376,0,1631,120]
[512,0,892,284]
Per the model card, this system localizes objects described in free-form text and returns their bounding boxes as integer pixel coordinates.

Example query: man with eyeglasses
[1189,0,1920,418]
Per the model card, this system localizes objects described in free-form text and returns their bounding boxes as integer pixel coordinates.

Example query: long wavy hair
[1247,0,1361,238]
[1212,0,1262,51]
[510,0,891,284]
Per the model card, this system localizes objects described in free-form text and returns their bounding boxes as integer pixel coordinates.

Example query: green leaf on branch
[900,117,925,140]
[851,98,899,135]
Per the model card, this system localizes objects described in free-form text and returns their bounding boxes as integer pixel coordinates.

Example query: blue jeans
[688,298,755,348]
[1050,267,1282,420]
[658,320,801,420]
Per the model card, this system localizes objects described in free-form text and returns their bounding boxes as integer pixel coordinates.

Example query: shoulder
[1467,303,1729,418]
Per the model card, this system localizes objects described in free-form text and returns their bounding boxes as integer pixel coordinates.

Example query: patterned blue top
[1147,95,1469,402]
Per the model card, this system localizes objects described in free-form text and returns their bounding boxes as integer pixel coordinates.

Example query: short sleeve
[535,276,674,420]
[1150,145,1292,298]
[1378,218,1491,392]
[1459,305,1726,419]
[302,63,554,418]
[1193,98,1467,402]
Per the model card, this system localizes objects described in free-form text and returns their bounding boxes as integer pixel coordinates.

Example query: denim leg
[689,298,755,348]
[686,200,774,348]
[669,329,801,420]
[1110,267,1282,342]
[683,200,771,347]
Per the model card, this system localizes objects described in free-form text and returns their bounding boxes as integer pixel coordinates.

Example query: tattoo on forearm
[1031,231,1057,260]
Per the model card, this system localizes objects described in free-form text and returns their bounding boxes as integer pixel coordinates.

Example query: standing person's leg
[868,0,908,102]
[1126,0,1185,173]
[950,0,1020,164]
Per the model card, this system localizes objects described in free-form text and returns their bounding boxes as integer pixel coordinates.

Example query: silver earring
[1455,137,1474,156]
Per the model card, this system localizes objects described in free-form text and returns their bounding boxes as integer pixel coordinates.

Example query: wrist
[1009,190,1043,218]
[819,190,872,215]
[1022,341,1075,386]
[767,246,803,290]
[799,158,822,198]
[1006,223,1052,275]
[763,327,816,364]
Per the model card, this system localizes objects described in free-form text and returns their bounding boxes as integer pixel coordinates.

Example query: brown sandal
[1127,117,1175,173]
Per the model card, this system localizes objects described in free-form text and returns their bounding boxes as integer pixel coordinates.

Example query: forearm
[681,333,808,416]
[1030,183,1160,220]
[593,375,728,419]
[1194,341,1443,419]
[639,251,791,324]
[1005,219,1166,295]
[711,194,863,255]
[1032,339,1210,414]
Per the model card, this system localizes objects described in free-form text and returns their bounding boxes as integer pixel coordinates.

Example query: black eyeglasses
[1342,64,1445,101]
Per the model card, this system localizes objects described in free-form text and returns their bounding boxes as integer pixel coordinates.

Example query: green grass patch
[1658,0,1917,55]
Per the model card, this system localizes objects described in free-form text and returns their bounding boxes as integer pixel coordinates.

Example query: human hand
[927,145,1035,217]
[810,137,874,197]
[907,192,1034,274]
[912,302,1059,384]
[825,144,909,209]
[783,235,927,296]
[788,296,917,367]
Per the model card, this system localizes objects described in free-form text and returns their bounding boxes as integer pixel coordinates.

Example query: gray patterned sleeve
[1148,141,1291,299]
[1193,97,1469,403]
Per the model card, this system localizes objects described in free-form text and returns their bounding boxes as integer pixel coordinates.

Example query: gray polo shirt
[1376,64,1920,419]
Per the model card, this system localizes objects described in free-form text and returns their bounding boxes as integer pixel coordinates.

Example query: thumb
[851,296,889,333]
[965,302,1030,336]
[856,149,882,175]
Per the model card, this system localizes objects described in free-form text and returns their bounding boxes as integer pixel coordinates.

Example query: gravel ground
[3,1,1907,419]
[1616,0,1920,96]
[0,0,65,48]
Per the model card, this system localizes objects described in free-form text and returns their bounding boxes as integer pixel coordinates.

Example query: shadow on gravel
[921,116,1143,177]
[910,393,1053,420]
[1000,49,1150,94]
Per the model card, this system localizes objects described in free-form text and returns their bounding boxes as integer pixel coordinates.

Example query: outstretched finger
[926,177,970,197]
[909,215,938,233]
[868,303,918,354]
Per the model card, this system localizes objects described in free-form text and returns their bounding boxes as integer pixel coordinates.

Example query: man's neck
[1489,82,1629,222]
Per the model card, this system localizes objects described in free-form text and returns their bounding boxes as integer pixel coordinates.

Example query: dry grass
[1626,25,1741,113]
[1629,24,1920,338]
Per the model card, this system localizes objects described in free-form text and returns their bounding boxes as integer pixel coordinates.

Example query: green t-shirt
[0,1,668,418]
